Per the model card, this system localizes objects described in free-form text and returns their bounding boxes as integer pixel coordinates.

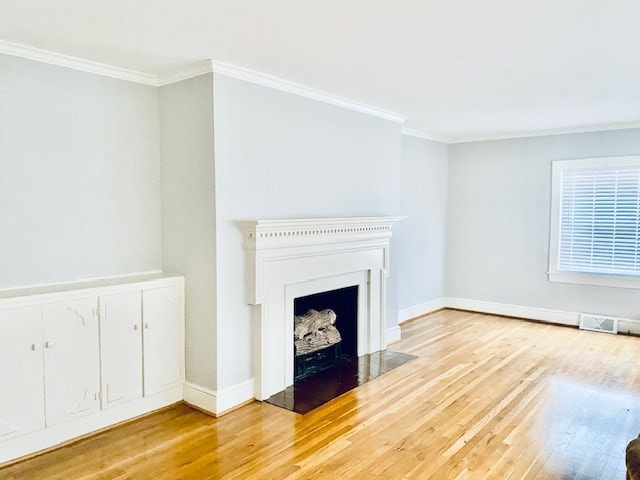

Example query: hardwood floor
[3,309,640,479]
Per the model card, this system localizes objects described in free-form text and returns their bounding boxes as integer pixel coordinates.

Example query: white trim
[156,60,213,86]
[0,273,183,310]
[618,317,640,335]
[444,297,579,326]
[2,39,639,139]
[451,122,640,144]
[240,216,402,400]
[548,155,640,290]
[0,39,158,85]
[398,298,446,323]
[0,43,408,122]
[182,379,255,415]
[401,127,451,144]
[548,271,640,289]
[0,270,163,294]
[386,325,402,344]
[212,62,408,123]
[216,379,255,413]
[443,297,640,335]
[182,382,216,415]
[0,386,182,465]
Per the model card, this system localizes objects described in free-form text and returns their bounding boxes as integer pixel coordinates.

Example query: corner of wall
[183,379,255,416]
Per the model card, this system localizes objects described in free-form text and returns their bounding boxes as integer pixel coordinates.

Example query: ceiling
[2,0,640,142]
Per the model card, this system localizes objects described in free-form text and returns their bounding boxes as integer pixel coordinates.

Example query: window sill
[548,271,640,289]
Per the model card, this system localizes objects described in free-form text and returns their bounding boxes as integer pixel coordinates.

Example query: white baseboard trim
[397,297,640,339]
[386,325,402,344]
[398,298,445,323]
[216,379,255,414]
[618,318,640,336]
[444,297,580,326]
[183,379,255,416]
[183,381,217,415]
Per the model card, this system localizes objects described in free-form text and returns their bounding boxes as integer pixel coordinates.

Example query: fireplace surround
[239,217,401,400]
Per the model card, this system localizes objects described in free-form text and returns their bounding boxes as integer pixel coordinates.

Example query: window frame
[548,155,640,289]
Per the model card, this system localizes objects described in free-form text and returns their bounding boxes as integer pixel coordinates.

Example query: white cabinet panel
[143,287,182,396]
[0,306,45,440]
[43,298,100,426]
[99,292,143,409]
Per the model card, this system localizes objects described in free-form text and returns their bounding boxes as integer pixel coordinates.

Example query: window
[549,156,640,288]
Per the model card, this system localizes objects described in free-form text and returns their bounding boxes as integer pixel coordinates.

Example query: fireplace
[293,285,358,381]
[239,217,402,400]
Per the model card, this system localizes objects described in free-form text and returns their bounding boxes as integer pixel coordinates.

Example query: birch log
[294,308,342,355]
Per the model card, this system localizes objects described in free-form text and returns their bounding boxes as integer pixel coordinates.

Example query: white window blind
[559,163,640,276]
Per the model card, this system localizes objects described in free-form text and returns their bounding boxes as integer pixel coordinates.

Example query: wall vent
[579,313,619,334]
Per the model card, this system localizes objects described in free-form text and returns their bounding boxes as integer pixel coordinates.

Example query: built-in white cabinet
[42,298,101,426]
[0,299,102,435]
[0,306,45,441]
[99,292,143,409]
[143,286,182,396]
[0,274,184,465]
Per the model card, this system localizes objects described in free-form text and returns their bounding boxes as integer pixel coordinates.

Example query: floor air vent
[579,313,618,334]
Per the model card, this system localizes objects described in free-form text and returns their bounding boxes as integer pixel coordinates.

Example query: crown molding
[156,60,213,86]
[401,127,451,144]
[159,60,409,124]
[4,39,638,139]
[0,39,158,86]
[450,122,640,144]
[211,61,408,123]
[0,41,408,123]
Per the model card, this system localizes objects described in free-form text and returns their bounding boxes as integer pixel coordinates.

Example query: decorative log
[294,308,342,356]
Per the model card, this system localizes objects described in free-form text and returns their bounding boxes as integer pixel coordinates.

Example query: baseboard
[444,297,580,326]
[398,298,445,323]
[617,318,640,336]
[0,386,182,465]
[183,379,255,416]
[386,325,402,344]
[216,379,255,414]
[183,382,217,415]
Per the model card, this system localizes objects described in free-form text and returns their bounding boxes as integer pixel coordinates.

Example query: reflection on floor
[3,309,640,479]
[538,377,640,478]
[266,350,416,414]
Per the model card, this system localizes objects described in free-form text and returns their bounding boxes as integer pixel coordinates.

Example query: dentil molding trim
[239,216,403,400]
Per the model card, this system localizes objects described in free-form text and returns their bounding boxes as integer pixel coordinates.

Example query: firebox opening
[293,285,358,382]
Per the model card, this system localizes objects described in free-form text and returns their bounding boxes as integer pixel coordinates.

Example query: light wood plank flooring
[3,309,640,479]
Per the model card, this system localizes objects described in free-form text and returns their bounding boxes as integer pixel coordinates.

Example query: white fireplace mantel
[239,217,402,400]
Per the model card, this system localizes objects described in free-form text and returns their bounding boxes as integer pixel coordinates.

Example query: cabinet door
[99,292,143,409]
[0,306,45,440]
[142,287,182,396]
[43,298,100,426]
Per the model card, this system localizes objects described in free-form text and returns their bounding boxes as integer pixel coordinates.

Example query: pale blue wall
[447,129,640,318]
[212,73,402,389]
[160,73,217,389]
[0,54,161,288]
[397,135,448,310]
